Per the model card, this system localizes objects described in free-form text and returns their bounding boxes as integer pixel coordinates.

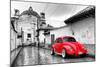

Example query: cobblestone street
[14,44,95,67]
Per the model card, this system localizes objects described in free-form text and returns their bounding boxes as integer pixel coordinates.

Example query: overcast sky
[11,1,88,27]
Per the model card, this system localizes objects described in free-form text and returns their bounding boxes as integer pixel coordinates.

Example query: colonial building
[11,6,53,49]
[11,6,53,64]
[17,6,40,45]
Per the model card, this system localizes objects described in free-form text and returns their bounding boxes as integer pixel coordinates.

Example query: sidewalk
[11,47,22,66]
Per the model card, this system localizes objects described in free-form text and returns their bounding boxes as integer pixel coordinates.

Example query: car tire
[50,48,55,55]
[62,48,67,58]
[82,54,88,57]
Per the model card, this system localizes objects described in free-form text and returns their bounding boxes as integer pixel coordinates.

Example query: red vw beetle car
[50,36,87,58]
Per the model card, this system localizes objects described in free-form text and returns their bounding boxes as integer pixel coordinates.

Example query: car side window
[56,38,63,43]
[63,37,76,42]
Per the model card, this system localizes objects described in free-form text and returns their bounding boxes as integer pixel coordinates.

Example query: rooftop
[20,6,40,18]
[64,6,95,24]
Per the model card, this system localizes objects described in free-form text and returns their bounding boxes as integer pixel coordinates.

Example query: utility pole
[33,23,36,46]
[37,19,40,64]
[21,27,23,47]
[31,23,36,46]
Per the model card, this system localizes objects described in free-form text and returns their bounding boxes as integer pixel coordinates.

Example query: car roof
[56,36,74,39]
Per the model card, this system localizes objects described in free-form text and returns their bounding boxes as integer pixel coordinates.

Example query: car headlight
[82,46,86,50]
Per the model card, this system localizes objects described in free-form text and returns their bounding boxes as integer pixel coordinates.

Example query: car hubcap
[62,49,65,58]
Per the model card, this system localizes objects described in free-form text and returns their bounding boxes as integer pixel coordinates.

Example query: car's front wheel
[50,48,55,55]
[62,49,67,58]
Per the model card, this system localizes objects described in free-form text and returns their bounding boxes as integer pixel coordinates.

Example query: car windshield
[63,37,76,42]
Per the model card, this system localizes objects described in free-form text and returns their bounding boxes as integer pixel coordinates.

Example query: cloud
[11,1,88,27]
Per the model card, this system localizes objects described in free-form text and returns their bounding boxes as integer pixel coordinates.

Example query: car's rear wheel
[50,48,55,55]
[62,49,67,58]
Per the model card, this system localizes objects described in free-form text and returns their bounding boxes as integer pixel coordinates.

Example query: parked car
[50,36,87,58]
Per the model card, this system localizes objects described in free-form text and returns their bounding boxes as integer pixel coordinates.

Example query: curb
[11,47,23,67]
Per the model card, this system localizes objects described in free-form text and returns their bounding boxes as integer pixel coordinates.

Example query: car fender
[63,42,77,51]
[51,45,55,50]
[63,45,71,52]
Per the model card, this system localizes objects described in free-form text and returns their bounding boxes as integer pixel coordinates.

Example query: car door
[55,38,63,53]
[53,39,59,53]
